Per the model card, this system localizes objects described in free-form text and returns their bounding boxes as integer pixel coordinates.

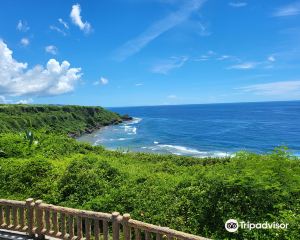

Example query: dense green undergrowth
[0,105,299,239]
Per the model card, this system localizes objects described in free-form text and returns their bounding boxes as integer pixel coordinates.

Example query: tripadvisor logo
[225,219,239,232]
[225,219,288,232]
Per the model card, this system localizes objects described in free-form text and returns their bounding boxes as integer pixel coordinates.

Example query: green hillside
[0,104,125,136]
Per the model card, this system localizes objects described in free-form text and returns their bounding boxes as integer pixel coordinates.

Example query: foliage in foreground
[0,132,299,240]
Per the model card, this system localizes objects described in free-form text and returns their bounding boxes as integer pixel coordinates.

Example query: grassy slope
[0,105,299,240]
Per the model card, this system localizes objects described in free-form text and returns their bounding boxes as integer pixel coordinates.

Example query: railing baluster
[51,211,58,237]
[77,216,83,240]
[103,221,109,240]
[112,212,120,240]
[12,206,18,229]
[94,219,100,240]
[5,206,10,228]
[135,228,141,240]
[0,206,3,227]
[156,233,162,240]
[44,210,51,234]
[0,199,208,240]
[61,212,66,238]
[68,215,74,239]
[26,198,35,237]
[85,218,91,240]
[145,231,150,240]
[35,200,44,239]
[19,207,25,230]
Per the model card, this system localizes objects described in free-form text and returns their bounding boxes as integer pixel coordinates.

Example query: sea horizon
[78,100,300,158]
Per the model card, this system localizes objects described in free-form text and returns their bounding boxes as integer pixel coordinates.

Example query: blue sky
[0,0,300,107]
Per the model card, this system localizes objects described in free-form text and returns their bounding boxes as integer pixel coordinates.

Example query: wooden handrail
[0,198,210,240]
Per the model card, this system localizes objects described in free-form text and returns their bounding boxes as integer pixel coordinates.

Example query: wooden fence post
[123,214,131,240]
[26,198,35,238]
[112,212,120,240]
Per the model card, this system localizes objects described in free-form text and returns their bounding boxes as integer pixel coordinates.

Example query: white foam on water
[154,141,159,144]
[122,125,137,135]
[127,117,142,125]
[158,144,204,155]
[141,144,232,158]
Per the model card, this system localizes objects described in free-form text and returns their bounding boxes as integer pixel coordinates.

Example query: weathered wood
[0,207,3,226]
[35,200,45,239]
[0,199,210,240]
[167,235,173,240]
[112,212,120,240]
[5,206,11,228]
[51,211,59,236]
[19,207,25,229]
[103,220,109,240]
[0,200,26,208]
[123,214,131,240]
[156,233,162,240]
[60,213,66,238]
[77,216,83,239]
[44,210,51,234]
[145,231,151,240]
[135,228,141,240]
[40,204,112,221]
[12,206,18,228]
[26,198,35,237]
[68,215,74,239]
[127,220,209,240]
[94,219,100,240]
[85,218,91,240]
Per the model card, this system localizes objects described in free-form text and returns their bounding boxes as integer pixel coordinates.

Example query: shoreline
[69,115,133,138]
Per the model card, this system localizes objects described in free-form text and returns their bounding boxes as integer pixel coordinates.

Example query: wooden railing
[0,199,210,240]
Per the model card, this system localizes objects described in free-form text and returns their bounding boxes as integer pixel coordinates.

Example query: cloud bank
[0,40,82,97]
[273,1,300,17]
[238,81,300,96]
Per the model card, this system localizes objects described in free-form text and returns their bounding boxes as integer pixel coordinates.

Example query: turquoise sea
[78,101,300,157]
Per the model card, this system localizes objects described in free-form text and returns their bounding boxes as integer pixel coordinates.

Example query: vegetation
[0,104,124,136]
[0,104,299,240]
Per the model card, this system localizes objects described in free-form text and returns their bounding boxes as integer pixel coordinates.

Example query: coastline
[68,114,133,138]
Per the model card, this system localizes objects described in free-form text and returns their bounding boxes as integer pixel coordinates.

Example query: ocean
[77,101,300,157]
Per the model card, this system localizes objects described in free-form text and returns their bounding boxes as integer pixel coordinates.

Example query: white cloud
[0,40,82,97]
[135,83,143,86]
[17,20,29,32]
[238,81,300,96]
[152,56,189,74]
[228,62,256,70]
[50,25,67,36]
[167,94,177,99]
[94,77,109,85]
[229,2,247,8]
[45,45,58,55]
[70,4,92,34]
[273,2,300,17]
[217,55,231,60]
[268,55,276,62]
[20,38,30,47]
[58,18,69,29]
[114,0,206,61]
[0,96,11,103]
[16,98,33,104]
[194,50,216,61]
